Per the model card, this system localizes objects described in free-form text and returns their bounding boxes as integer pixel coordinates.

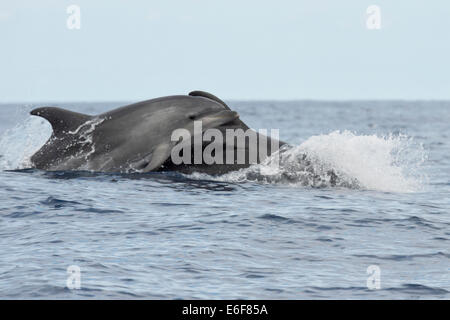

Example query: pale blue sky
[1,0,449,102]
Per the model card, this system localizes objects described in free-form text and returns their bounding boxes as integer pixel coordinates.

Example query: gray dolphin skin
[30,91,285,175]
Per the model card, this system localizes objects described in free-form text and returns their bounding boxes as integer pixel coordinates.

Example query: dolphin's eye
[188,114,196,120]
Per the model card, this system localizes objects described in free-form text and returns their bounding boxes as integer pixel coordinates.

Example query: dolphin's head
[186,109,239,129]
[180,98,239,129]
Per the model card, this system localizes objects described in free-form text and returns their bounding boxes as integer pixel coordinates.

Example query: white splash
[292,130,427,192]
[189,130,428,193]
[69,117,105,160]
[0,116,52,170]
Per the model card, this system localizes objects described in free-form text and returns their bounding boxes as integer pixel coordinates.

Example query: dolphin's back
[100,91,229,120]
[29,92,237,171]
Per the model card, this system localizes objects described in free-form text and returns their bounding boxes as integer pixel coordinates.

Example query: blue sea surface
[0,100,449,299]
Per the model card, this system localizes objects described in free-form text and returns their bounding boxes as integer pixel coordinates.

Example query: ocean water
[0,100,449,299]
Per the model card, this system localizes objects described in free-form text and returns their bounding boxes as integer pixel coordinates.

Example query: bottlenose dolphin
[30,91,284,174]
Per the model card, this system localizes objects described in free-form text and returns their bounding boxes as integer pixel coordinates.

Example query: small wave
[305,284,448,297]
[385,283,449,296]
[40,196,82,208]
[354,251,450,261]
[258,213,293,222]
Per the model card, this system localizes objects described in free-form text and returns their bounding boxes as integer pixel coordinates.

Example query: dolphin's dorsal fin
[189,90,231,110]
[30,107,92,136]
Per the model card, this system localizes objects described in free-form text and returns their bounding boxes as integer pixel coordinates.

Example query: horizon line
[2,98,450,105]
